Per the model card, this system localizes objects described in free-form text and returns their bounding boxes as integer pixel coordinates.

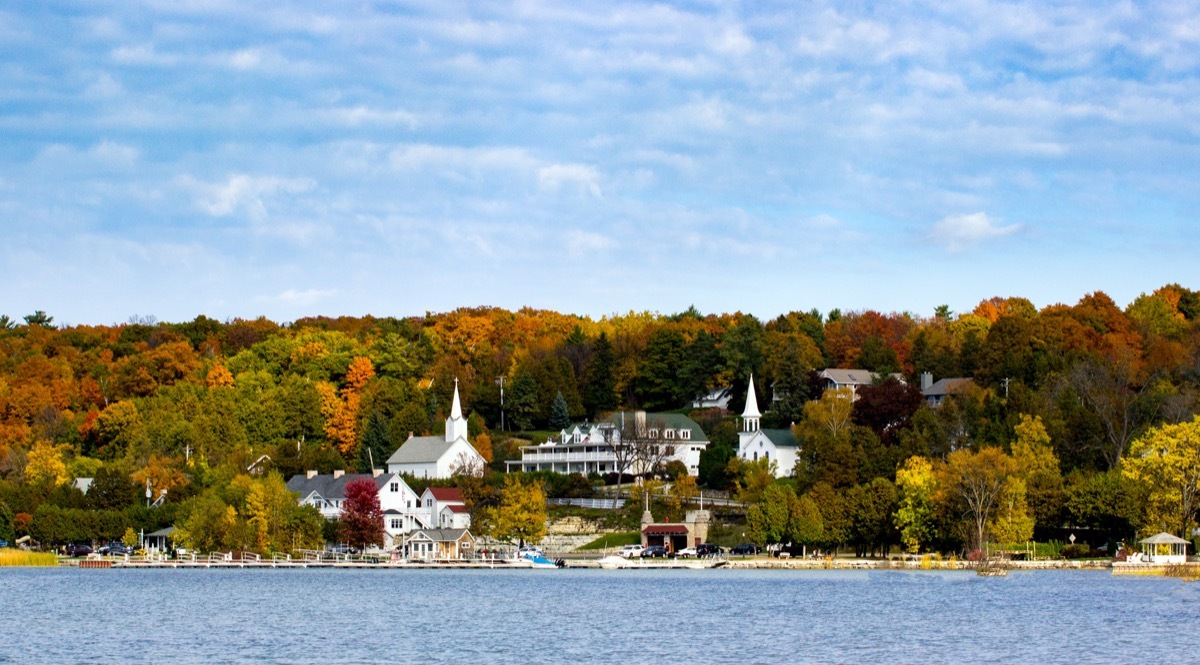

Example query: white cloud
[186,174,316,220]
[538,163,602,198]
[929,212,1021,253]
[565,229,615,257]
[265,288,337,307]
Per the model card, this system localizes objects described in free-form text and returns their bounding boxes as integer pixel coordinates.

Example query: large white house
[817,368,905,399]
[286,470,470,548]
[736,376,800,479]
[387,382,487,479]
[506,411,709,476]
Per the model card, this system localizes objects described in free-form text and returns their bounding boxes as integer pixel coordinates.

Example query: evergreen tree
[549,391,572,430]
[358,410,391,472]
[507,371,539,431]
[583,332,617,417]
[636,327,686,410]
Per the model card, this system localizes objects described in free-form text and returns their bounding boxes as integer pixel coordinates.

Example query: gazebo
[1137,532,1190,564]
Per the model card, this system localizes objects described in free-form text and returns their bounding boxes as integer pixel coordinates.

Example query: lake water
[2,567,1198,664]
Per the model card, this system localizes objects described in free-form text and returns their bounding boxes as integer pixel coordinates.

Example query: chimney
[372,468,383,478]
[920,372,933,392]
[333,469,344,479]
[306,469,318,479]
[408,431,414,440]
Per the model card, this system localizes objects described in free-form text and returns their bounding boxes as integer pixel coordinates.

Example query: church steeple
[446,378,468,442]
[742,375,761,433]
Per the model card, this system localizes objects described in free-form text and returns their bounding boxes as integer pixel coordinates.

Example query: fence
[548,497,626,510]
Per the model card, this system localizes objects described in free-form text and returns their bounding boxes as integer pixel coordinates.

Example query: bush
[1060,543,1100,559]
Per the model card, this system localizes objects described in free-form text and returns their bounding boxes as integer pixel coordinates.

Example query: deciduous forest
[2,283,1198,555]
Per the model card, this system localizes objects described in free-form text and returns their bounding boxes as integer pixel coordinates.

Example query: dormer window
[648,428,659,438]
[664,429,675,439]
[680,430,691,440]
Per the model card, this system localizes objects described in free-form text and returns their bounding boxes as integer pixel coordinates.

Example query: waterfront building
[404,528,476,560]
[505,411,709,476]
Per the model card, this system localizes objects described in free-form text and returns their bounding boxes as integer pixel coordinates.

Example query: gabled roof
[427,487,464,503]
[923,377,975,397]
[819,368,881,386]
[761,428,799,448]
[387,437,458,465]
[286,473,388,500]
[444,504,469,514]
[406,528,473,542]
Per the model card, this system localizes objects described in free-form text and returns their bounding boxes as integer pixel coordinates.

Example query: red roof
[642,524,689,535]
[429,487,464,502]
[447,504,469,513]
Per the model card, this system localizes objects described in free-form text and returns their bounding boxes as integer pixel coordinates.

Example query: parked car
[675,546,698,558]
[640,545,668,558]
[696,543,723,557]
[731,543,760,555]
[327,544,360,555]
[98,542,132,556]
[64,543,93,557]
[617,544,645,559]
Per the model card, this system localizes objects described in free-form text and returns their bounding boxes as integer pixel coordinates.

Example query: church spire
[446,378,468,442]
[742,375,761,433]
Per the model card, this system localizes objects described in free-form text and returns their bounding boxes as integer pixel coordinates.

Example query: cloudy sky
[3,1,1198,325]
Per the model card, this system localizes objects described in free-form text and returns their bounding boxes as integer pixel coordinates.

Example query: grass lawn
[575,532,642,551]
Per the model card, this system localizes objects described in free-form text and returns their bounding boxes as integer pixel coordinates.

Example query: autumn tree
[483,475,547,548]
[895,456,939,554]
[1123,416,1200,538]
[338,477,384,550]
[946,447,1017,551]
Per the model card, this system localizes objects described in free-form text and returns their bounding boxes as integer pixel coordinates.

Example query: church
[387,381,487,478]
[736,376,800,479]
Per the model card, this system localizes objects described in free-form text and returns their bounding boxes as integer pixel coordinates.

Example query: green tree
[23,310,54,327]
[1123,416,1200,537]
[548,392,572,431]
[583,332,617,418]
[358,410,391,473]
[636,327,687,410]
[484,475,547,547]
[0,501,13,543]
[1011,414,1064,529]
[506,371,539,431]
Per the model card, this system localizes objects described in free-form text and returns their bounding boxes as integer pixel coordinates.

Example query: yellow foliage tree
[1124,416,1200,537]
[344,356,376,393]
[472,432,494,463]
[317,381,359,456]
[484,475,547,547]
[25,441,71,486]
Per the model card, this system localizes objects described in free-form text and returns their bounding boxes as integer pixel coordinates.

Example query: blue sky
[3,1,1199,325]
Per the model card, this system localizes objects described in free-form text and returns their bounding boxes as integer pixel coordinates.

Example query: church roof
[387,437,459,465]
[450,382,463,419]
[761,428,799,448]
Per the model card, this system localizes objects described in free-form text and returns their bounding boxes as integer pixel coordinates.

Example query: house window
[680,430,691,440]
[664,429,675,439]
[753,452,758,461]
[426,499,432,507]
[647,429,658,438]
[390,482,399,493]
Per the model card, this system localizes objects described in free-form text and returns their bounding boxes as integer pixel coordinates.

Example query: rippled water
[2,567,1198,664]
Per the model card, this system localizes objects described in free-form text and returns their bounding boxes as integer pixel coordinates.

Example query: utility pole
[1002,377,1011,399]
[496,376,506,432]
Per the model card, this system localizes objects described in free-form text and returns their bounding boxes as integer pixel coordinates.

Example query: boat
[518,552,560,569]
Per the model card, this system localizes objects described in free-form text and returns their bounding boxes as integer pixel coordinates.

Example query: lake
[2,567,1197,664]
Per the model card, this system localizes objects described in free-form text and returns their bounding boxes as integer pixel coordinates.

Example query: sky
[2,1,1199,326]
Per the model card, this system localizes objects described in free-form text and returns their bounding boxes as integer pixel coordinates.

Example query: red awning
[642,524,689,535]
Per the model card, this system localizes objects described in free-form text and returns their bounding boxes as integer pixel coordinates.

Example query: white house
[736,376,800,478]
[419,486,471,530]
[286,470,458,548]
[505,411,709,477]
[387,382,487,479]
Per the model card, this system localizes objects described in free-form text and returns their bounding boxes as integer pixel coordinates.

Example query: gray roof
[286,473,388,501]
[820,368,888,386]
[923,377,975,397]
[761,428,799,448]
[387,436,457,465]
[407,528,473,542]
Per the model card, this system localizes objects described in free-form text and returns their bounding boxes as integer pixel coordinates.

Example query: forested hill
[0,285,1197,550]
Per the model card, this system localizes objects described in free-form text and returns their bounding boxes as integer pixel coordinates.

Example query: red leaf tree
[338,477,384,550]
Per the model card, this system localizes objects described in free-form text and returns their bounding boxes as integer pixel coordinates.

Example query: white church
[736,376,801,479]
[387,381,487,478]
